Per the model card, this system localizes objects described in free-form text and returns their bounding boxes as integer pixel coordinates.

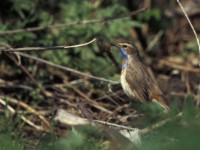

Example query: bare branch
[64,38,96,48]
[1,96,51,129]
[177,0,200,66]
[0,8,146,36]
[0,38,96,52]
[18,52,118,84]
[6,53,52,97]
[54,109,183,137]
[64,81,112,114]
[94,119,137,130]
[159,59,200,73]
[0,97,46,131]
[97,40,121,73]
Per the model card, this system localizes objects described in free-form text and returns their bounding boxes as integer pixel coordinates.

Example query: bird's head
[112,42,139,59]
[111,42,140,71]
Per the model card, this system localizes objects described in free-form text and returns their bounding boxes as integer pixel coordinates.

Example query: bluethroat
[112,42,169,111]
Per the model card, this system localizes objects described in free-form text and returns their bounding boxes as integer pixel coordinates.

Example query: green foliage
[179,36,198,57]
[0,134,23,150]
[0,0,139,77]
[140,122,200,150]
[183,39,199,57]
[29,90,44,103]
[138,8,170,32]
[9,0,36,20]
[183,95,197,120]
[0,114,24,150]
[43,0,138,76]
[186,40,198,52]
[36,127,103,150]
[139,96,200,150]
[138,8,161,22]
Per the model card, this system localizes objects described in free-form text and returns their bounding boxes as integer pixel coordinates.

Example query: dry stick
[0,96,51,129]
[76,112,183,136]
[101,113,181,134]
[185,72,191,94]
[106,103,131,119]
[96,91,126,107]
[55,109,183,137]
[106,50,121,73]
[0,38,96,52]
[159,60,200,73]
[0,8,146,36]
[97,91,122,106]
[94,111,183,136]
[17,52,118,84]
[0,98,45,131]
[146,30,163,51]
[0,78,33,90]
[177,0,200,66]
[6,53,52,97]
[97,40,121,73]
[93,119,137,131]
[64,81,112,114]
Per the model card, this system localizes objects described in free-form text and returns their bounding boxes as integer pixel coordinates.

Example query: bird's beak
[110,42,120,49]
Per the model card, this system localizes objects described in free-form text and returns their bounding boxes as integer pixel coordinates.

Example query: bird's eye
[122,45,128,48]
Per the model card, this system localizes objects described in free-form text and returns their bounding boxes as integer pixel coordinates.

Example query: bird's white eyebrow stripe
[118,43,133,47]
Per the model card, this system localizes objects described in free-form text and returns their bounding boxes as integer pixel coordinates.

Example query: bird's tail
[152,97,170,112]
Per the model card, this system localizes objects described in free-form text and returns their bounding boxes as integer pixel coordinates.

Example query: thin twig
[97,40,121,73]
[0,96,51,128]
[64,38,96,48]
[0,79,33,90]
[93,120,137,130]
[146,31,163,51]
[54,108,183,136]
[185,72,191,94]
[0,8,146,35]
[64,81,112,114]
[0,38,96,52]
[177,0,200,66]
[0,98,45,131]
[159,59,200,73]
[54,108,137,130]
[17,52,118,84]
[6,53,52,97]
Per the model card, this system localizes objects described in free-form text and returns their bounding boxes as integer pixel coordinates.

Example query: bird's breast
[121,68,135,98]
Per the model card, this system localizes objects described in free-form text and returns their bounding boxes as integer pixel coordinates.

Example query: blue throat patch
[118,48,128,70]
[121,60,128,70]
[119,48,127,59]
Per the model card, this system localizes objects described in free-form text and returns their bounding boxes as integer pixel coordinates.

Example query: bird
[112,42,169,111]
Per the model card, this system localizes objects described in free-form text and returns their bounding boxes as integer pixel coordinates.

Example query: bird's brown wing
[125,61,151,102]
[125,61,169,110]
